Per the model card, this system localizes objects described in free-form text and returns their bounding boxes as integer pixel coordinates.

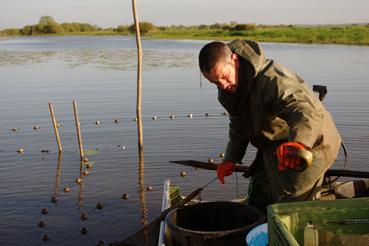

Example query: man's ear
[231,53,238,60]
[231,53,240,68]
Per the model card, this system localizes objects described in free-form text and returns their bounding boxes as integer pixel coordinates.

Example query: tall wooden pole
[72,100,84,159]
[132,0,148,232]
[132,0,144,163]
[48,102,63,153]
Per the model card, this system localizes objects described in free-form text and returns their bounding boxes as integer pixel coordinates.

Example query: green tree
[5,28,20,35]
[20,25,32,35]
[116,25,128,33]
[230,24,256,31]
[38,16,57,26]
[37,16,64,34]
[128,21,156,35]
[44,23,64,34]
[61,23,75,32]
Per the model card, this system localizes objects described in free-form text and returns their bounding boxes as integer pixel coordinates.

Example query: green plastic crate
[267,197,369,246]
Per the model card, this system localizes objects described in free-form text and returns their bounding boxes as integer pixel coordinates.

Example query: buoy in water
[80,213,88,221]
[42,234,49,241]
[95,120,101,126]
[41,208,48,215]
[180,171,187,177]
[38,221,45,228]
[75,178,82,184]
[64,186,71,193]
[33,125,40,130]
[51,197,57,203]
[83,170,89,176]
[11,128,19,132]
[219,152,225,159]
[114,119,121,123]
[122,193,129,200]
[187,114,193,119]
[96,203,104,210]
[82,157,89,163]
[152,116,158,120]
[96,240,105,246]
[208,158,214,163]
[17,148,24,154]
[80,226,88,235]
[146,186,154,191]
[41,149,49,154]
[170,114,176,119]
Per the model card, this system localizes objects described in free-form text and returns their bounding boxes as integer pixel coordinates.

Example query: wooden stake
[72,100,84,159]
[132,0,144,160]
[132,0,148,230]
[48,102,63,153]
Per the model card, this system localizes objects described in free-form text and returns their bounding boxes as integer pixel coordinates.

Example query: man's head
[199,41,240,93]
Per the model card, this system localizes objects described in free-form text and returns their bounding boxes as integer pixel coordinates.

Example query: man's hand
[217,161,235,184]
[277,142,312,171]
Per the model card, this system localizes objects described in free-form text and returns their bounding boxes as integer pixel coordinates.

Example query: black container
[165,201,264,246]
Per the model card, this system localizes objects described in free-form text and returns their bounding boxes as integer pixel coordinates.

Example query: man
[199,40,341,214]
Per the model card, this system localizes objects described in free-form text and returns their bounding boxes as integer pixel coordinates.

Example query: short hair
[199,41,233,74]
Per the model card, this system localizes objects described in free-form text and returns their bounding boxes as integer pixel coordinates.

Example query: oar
[118,177,217,246]
[170,160,369,179]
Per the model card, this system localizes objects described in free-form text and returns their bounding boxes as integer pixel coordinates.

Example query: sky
[1,0,369,29]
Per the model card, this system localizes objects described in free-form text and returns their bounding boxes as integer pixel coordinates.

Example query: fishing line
[197,176,218,202]
[235,172,247,199]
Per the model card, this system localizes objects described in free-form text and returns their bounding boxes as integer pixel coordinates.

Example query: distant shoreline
[2,23,369,46]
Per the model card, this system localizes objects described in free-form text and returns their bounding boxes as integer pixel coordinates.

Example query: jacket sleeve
[271,78,324,149]
[224,115,249,163]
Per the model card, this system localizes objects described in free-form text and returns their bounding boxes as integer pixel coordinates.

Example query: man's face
[203,53,239,94]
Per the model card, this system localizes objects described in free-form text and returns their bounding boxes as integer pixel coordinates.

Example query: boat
[157,177,369,246]
[119,164,369,246]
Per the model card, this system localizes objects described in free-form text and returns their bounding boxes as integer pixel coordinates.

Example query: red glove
[276,142,306,171]
[217,161,235,184]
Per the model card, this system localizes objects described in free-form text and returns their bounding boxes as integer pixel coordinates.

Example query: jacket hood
[228,40,267,78]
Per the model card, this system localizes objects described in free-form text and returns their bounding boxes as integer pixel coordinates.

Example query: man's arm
[266,77,323,149]
[224,115,249,163]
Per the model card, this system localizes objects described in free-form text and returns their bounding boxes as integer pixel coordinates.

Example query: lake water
[0,36,369,245]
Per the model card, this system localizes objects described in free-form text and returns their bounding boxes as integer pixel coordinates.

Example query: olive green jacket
[219,40,341,195]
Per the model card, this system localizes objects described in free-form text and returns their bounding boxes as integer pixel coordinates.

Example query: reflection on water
[1,36,369,245]
[51,153,62,204]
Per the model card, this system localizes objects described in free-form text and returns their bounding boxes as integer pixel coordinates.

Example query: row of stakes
[37,153,225,244]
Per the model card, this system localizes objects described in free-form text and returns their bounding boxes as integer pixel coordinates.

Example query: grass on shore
[2,24,369,46]
[148,25,369,45]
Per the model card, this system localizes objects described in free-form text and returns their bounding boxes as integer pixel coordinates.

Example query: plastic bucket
[246,223,268,246]
[165,201,264,246]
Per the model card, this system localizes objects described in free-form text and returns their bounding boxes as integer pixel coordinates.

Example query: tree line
[0,16,157,36]
[1,16,368,46]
